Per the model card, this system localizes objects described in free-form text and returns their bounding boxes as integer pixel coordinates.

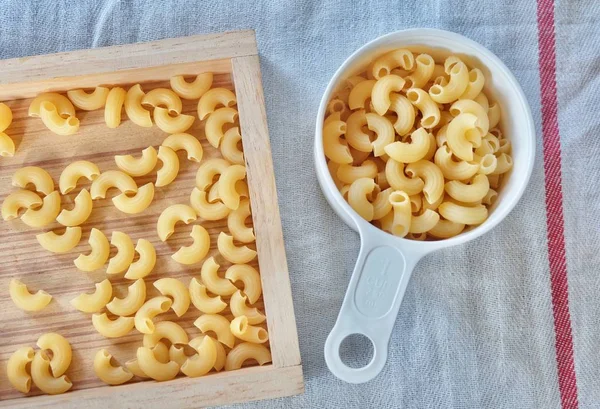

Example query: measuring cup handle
[324,230,421,384]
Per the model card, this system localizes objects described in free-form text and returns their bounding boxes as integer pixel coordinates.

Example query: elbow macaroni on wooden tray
[1,72,272,395]
[323,49,513,240]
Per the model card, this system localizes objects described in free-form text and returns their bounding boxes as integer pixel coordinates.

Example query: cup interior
[314,28,535,247]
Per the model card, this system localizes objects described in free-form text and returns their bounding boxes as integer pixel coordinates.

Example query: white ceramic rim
[314,28,536,251]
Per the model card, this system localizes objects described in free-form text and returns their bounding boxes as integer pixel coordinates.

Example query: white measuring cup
[314,28,536,384]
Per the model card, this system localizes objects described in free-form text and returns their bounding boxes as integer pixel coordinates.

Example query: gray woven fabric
[1,0,598,407]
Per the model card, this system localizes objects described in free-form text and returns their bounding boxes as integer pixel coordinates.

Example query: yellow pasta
[30,351,72,395]
[190,335,226,372]
[155,145,180,187]
[389,93,416,136]
[217,232,257,264]
[67,87,109,110]
[406,88,440,128]
[29,93,75,117]
[365,113,394,157]
[384,127,431,163]
[200,256,237,296]
[124,84,153,127]
[59,160,100,194]
[40,101,80,135]
[345,110,372,153]
[388,191,411,237]
[460,68,485,100]
[94,349,133,385]
[142,320,189,348]
[142,88,182,115]
[170,72,213,100]
[348,79,376,110]
[372,49,415,79]
[104,87,127,128]
[156,203,197,241]
[189,278,227,314]
[450,99,489,138]
[2,189,42,220]
[488,102,501,129]
[205,107,238,148]
[92,313,135,338]
[220,127,244,165]
[218,164,246,210]
[229,290,266,325]
[372,187,393,220]
[7,346,35,393]
[90,170,137,199]
[434,145,480,181]
[445,174,490,203]
[336,160,378,185]
[162,132,203,162]
[135,347,179,381]
[74,228,110,272]
[429,56,469,104]
[172,224,210,265]
[190,187,230,221]
[36,227,82,253]
[106,279,146,316]
[0,132,15,157]
[196,157,231,190]
[225,264,261,304]
[124,239,156,280]
[12,166,54,195]
[112,182,155,214]
[9,279,52,311]
[409,209,440,234]
[21,191,61,228]
[153,278,190,317]
[225,343,272,371]
[323,120,352,164]
[194,314,235,348]
[153,107,195,134]
[230,316,269,344]
[106,231,134,275]
[115,146,158,177]
[438,201,488,225]
[56,188,93,226]
[405,53,435,89]
[405,160,444,205]
[490,153,513,175]
[227,198,255,243]
[197,87,237,120]
[134,296,172,334]
[125,342,169,378]
[348,177,375,221]
[36,333,72,378]
[371,74,405,115]
[0,102,13,132]
[181,336,217,378]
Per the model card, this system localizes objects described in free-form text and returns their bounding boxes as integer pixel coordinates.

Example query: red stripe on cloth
[536,0,579,408]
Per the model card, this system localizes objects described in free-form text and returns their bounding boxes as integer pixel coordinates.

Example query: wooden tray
[0,30,303,407]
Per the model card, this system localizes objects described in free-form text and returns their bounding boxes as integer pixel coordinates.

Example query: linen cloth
[1,1,598,407]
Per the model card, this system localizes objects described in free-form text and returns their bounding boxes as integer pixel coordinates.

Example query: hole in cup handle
[324,228,422,383]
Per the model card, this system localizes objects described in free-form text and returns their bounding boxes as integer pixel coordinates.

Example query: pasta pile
[4,73,271,394]
[324,49,512,240]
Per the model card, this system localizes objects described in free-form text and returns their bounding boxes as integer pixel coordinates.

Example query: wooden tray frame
[0,30,303,408]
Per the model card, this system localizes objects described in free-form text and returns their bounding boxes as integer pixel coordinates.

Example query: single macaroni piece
[142,88,182,115]
[217,232,257,264]
[200,257,237,296]
[205,107,238,148]
[372,49,415,79]
[405,160,444,205]
[460,68,485,100]
[323,120,352,164]
[406,88,440,129]
[348,79,376,110]
[156,146,179,187]
[105,87,127,128]
[372,188,393,220]
[348,177,376,221]
[90,170,137,199]
[194,314,235,348]
[446,112,479,161]
[56,189,93,226]
[94,349,133,385]
[142,321,189,348]
[92,313,135,338]
[124,84,152,127]
[219,164,246,210]
[153,278,190,317]
[20,191,61,228]
[434,145,480,181]
[226,264,261,304]
[389,94,416,136]
[170,72,213,100]
[227,198,255,243]
[229,290,266,325]
[365,113,394,157]
[384,127,431,164]
[230,316,269,344]
[337,160,378,185]
[168,343,189,368]
[74,228,110,272]
[9,279,52,311]
[115,146,158,177]
[36,333,72,377]
[385,159,424,195]
[30,351,72,395]
[180,337,217,378]
[490,153,513,175]
[134,296,172,334]
[405,53,435,89]
[195,157,231,190]
[190,187,230,221]
[429,57,469,104]
[225,343,272,371]
[220,127,244,165]
[156,203,197,241]
[190,335,226,372]
[162,132,203,162]
[12,166,54,195]
[107,231,134,275]
[125,342,169,378]
[197,87,237,120]
[29,93,75,117]
[124,239,156,279]
[2,189,42,220]
[345,110,372,153]
[7,346,35,393]
[438,201,488,225]
[409,209,440,234]
[70,279,112,313]
[189,278,227,314]
[59,160,100,194]
[113,182,155,214]
[0,132,15,157]
[136,347,179,381]
[172,224,210,265]
[324,111,342,127]
[445,174,490,203]
[371,74,405,115]
[106,279,146,316]
[40,101,80,135]
[450,100,489,141]
[488,102,501,129]
[153,107,195,134]
[36,227,82,254]
[67,87,110,111]
[0,102,13,132]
